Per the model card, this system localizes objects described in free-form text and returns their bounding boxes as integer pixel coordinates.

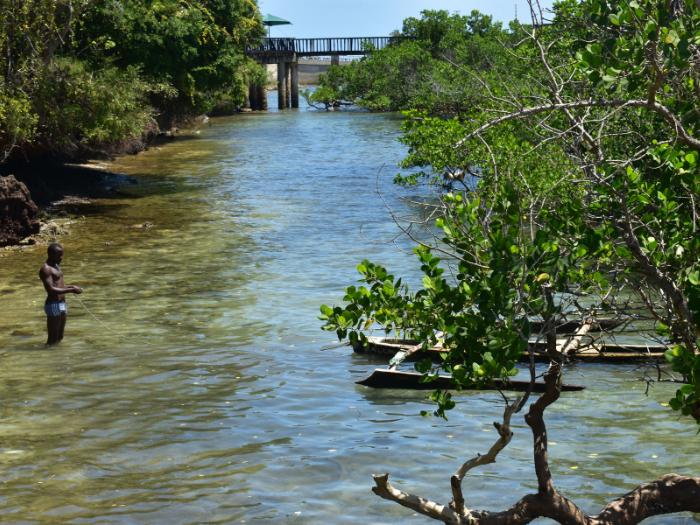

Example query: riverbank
[0,116,218,248]
[0,162,134,248]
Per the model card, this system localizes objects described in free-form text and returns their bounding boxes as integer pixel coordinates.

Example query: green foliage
[312,9,513,114]
[304,67,354,109]
[321,1,700,425]
[310,42,434,112]
[402,9,502,57]
[33,59,153,151]
[322,175,592,415]
[0,83,37,160]
[75,0,265,120]
[560,0,700,422]
[0,0,265,159]
[666,344,700,420]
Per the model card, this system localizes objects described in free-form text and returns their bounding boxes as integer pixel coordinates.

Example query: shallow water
[0,96,698,524]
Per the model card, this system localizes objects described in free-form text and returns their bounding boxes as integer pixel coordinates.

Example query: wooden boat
[352,337,435,357]
[528,350,664,363]
[357,368,585,392]
[357,324,591,391]
[352,317,626,355]
[526,340,667,362]
[353,336,668,364]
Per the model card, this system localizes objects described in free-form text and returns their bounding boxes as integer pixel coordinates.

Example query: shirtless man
[39,243,83,345]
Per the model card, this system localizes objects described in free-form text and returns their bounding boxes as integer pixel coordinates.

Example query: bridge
[245,36,407,110]
[246,36,405,61]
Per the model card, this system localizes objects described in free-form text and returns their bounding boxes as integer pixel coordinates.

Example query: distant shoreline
[265,58,352,86]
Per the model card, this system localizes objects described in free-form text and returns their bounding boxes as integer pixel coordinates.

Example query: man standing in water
[39,243,83,345]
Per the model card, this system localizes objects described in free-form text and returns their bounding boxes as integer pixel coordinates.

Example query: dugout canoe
[353,336,668,363]
[526,341,667,362]
[356,368,585,391]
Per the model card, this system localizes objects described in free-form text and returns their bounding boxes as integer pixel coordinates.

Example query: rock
[0,175,40,247]
[51,195,91,206]
[40,221,68,237]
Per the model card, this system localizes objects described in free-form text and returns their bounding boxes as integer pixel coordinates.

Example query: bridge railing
[246,36,410,58]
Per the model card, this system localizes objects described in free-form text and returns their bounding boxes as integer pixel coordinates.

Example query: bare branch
[372,474,465,523]
[455,99,700,152]
[593,474,700,524]
[450,399,521,515]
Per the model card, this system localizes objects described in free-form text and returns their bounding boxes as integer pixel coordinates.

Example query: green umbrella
[262,13,291,37]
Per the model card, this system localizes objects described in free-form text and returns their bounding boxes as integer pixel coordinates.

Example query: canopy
[262,13,291,36]
[262,14,291,26]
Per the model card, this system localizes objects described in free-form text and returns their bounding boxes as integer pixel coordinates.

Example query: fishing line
[320,341,350,351]
[74,294,118,334]
[74,294,155,346]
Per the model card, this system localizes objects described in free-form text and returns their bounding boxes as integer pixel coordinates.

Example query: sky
[257,0,555,38]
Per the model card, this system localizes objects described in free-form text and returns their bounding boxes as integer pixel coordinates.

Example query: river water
[0,95,698,524]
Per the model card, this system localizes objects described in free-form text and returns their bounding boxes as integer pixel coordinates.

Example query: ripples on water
[0,95,698,524]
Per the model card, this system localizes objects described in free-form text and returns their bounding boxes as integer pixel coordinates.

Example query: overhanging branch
[455,99,700,152]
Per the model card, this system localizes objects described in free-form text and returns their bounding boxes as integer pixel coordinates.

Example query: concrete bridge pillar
[331,55,340,66]
[290,62,299,108]
[247,80,268,111]
[277,61,288,110]
[258,83,268,111]
[277,59,299,110]
[285,62,291,108]
[245,85,253,110]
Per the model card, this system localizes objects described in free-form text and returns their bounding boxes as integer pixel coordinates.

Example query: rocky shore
[0,162,135,248]
[0,175,40,246]
[0,116,215,248]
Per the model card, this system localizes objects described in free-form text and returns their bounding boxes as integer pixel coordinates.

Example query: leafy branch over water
[321,1,700,522]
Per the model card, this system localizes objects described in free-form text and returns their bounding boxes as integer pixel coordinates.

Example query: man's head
[47,243,64,264]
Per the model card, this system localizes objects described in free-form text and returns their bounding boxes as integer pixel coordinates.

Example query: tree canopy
[321,1,700,522]
[0,0,265,162]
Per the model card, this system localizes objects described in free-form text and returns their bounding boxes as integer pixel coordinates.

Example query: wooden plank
[558,320,592,357]
[356,369,585,392]
[388,342,423,370]
[356,336,670,354]
[527,340,668,354]
[527,317,624,333]
[570,352,664,362]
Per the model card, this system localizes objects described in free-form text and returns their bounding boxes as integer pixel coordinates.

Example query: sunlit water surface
[0,95,698,524]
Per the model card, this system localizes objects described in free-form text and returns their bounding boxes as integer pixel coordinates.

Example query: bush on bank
[0,0,265,162]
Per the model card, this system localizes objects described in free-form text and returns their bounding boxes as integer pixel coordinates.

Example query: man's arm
[39,267,83,295]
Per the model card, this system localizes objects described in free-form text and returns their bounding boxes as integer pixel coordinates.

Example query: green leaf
[688,271,700,286]
[655,321,670,337]
[665,30,680,47]
[679,384,694,396]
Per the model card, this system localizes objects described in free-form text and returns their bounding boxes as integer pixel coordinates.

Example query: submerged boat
[351,320,665,390]
[357,368,585,391]
[353,336,668,364]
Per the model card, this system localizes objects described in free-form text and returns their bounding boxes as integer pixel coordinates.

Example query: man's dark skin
[39,243,82,345]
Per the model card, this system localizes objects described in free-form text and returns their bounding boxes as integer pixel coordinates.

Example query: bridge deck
[246,37,407,62]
